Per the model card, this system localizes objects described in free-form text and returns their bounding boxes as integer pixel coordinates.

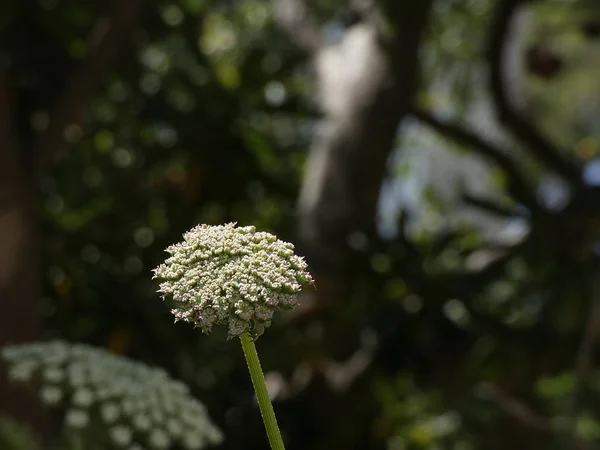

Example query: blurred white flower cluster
[1,341,223,450]
[154,223,313,338]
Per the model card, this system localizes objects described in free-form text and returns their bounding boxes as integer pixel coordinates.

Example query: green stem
[240,332,286,450]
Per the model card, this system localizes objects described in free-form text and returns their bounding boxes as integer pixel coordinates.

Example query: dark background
[2,0,600,448]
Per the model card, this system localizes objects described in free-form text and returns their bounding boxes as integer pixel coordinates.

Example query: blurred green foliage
[3,0,600,449]
[0,414,40,450]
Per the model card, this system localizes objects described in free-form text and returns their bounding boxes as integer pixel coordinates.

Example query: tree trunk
[0,77,48,441]
[277,0,434,407]
[0,2,138,437]
[296,1,433,270]
[0,175,47,439]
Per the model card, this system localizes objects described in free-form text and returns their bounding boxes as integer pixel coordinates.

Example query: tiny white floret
[65,409,89,428]
[148,428,171,449]
[110,425,133,446]
[40,385,63,405]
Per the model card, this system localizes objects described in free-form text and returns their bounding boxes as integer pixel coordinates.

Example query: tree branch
[462,193,517,218]
[486,0,582,187]
[0,75,50,442]
[477,383,552,433]
[412,108,542,213]
[478,382,590,449]
[273,0,323,55]
[34,0,139,175]
[294,0,433,271]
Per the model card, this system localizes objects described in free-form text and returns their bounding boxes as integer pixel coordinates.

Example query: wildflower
[1,341,222,449]
[154,223,313,338]
[154,223,312,450]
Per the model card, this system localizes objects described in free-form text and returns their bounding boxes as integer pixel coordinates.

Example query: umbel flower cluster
[154,223,313,338]
[1,341,222,450]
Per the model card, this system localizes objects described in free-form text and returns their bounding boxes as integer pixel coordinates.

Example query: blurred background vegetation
[2,0,600,448]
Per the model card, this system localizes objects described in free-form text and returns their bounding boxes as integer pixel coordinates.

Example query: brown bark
[0,75,47,437]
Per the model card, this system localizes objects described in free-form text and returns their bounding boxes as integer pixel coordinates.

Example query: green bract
[154,223,313,338]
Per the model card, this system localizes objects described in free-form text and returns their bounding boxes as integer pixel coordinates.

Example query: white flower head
[1,341,223,449]
[154,223,313,338]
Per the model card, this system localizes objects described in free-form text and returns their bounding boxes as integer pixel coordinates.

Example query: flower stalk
[240,332,285,450]
[154,223,313,449]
